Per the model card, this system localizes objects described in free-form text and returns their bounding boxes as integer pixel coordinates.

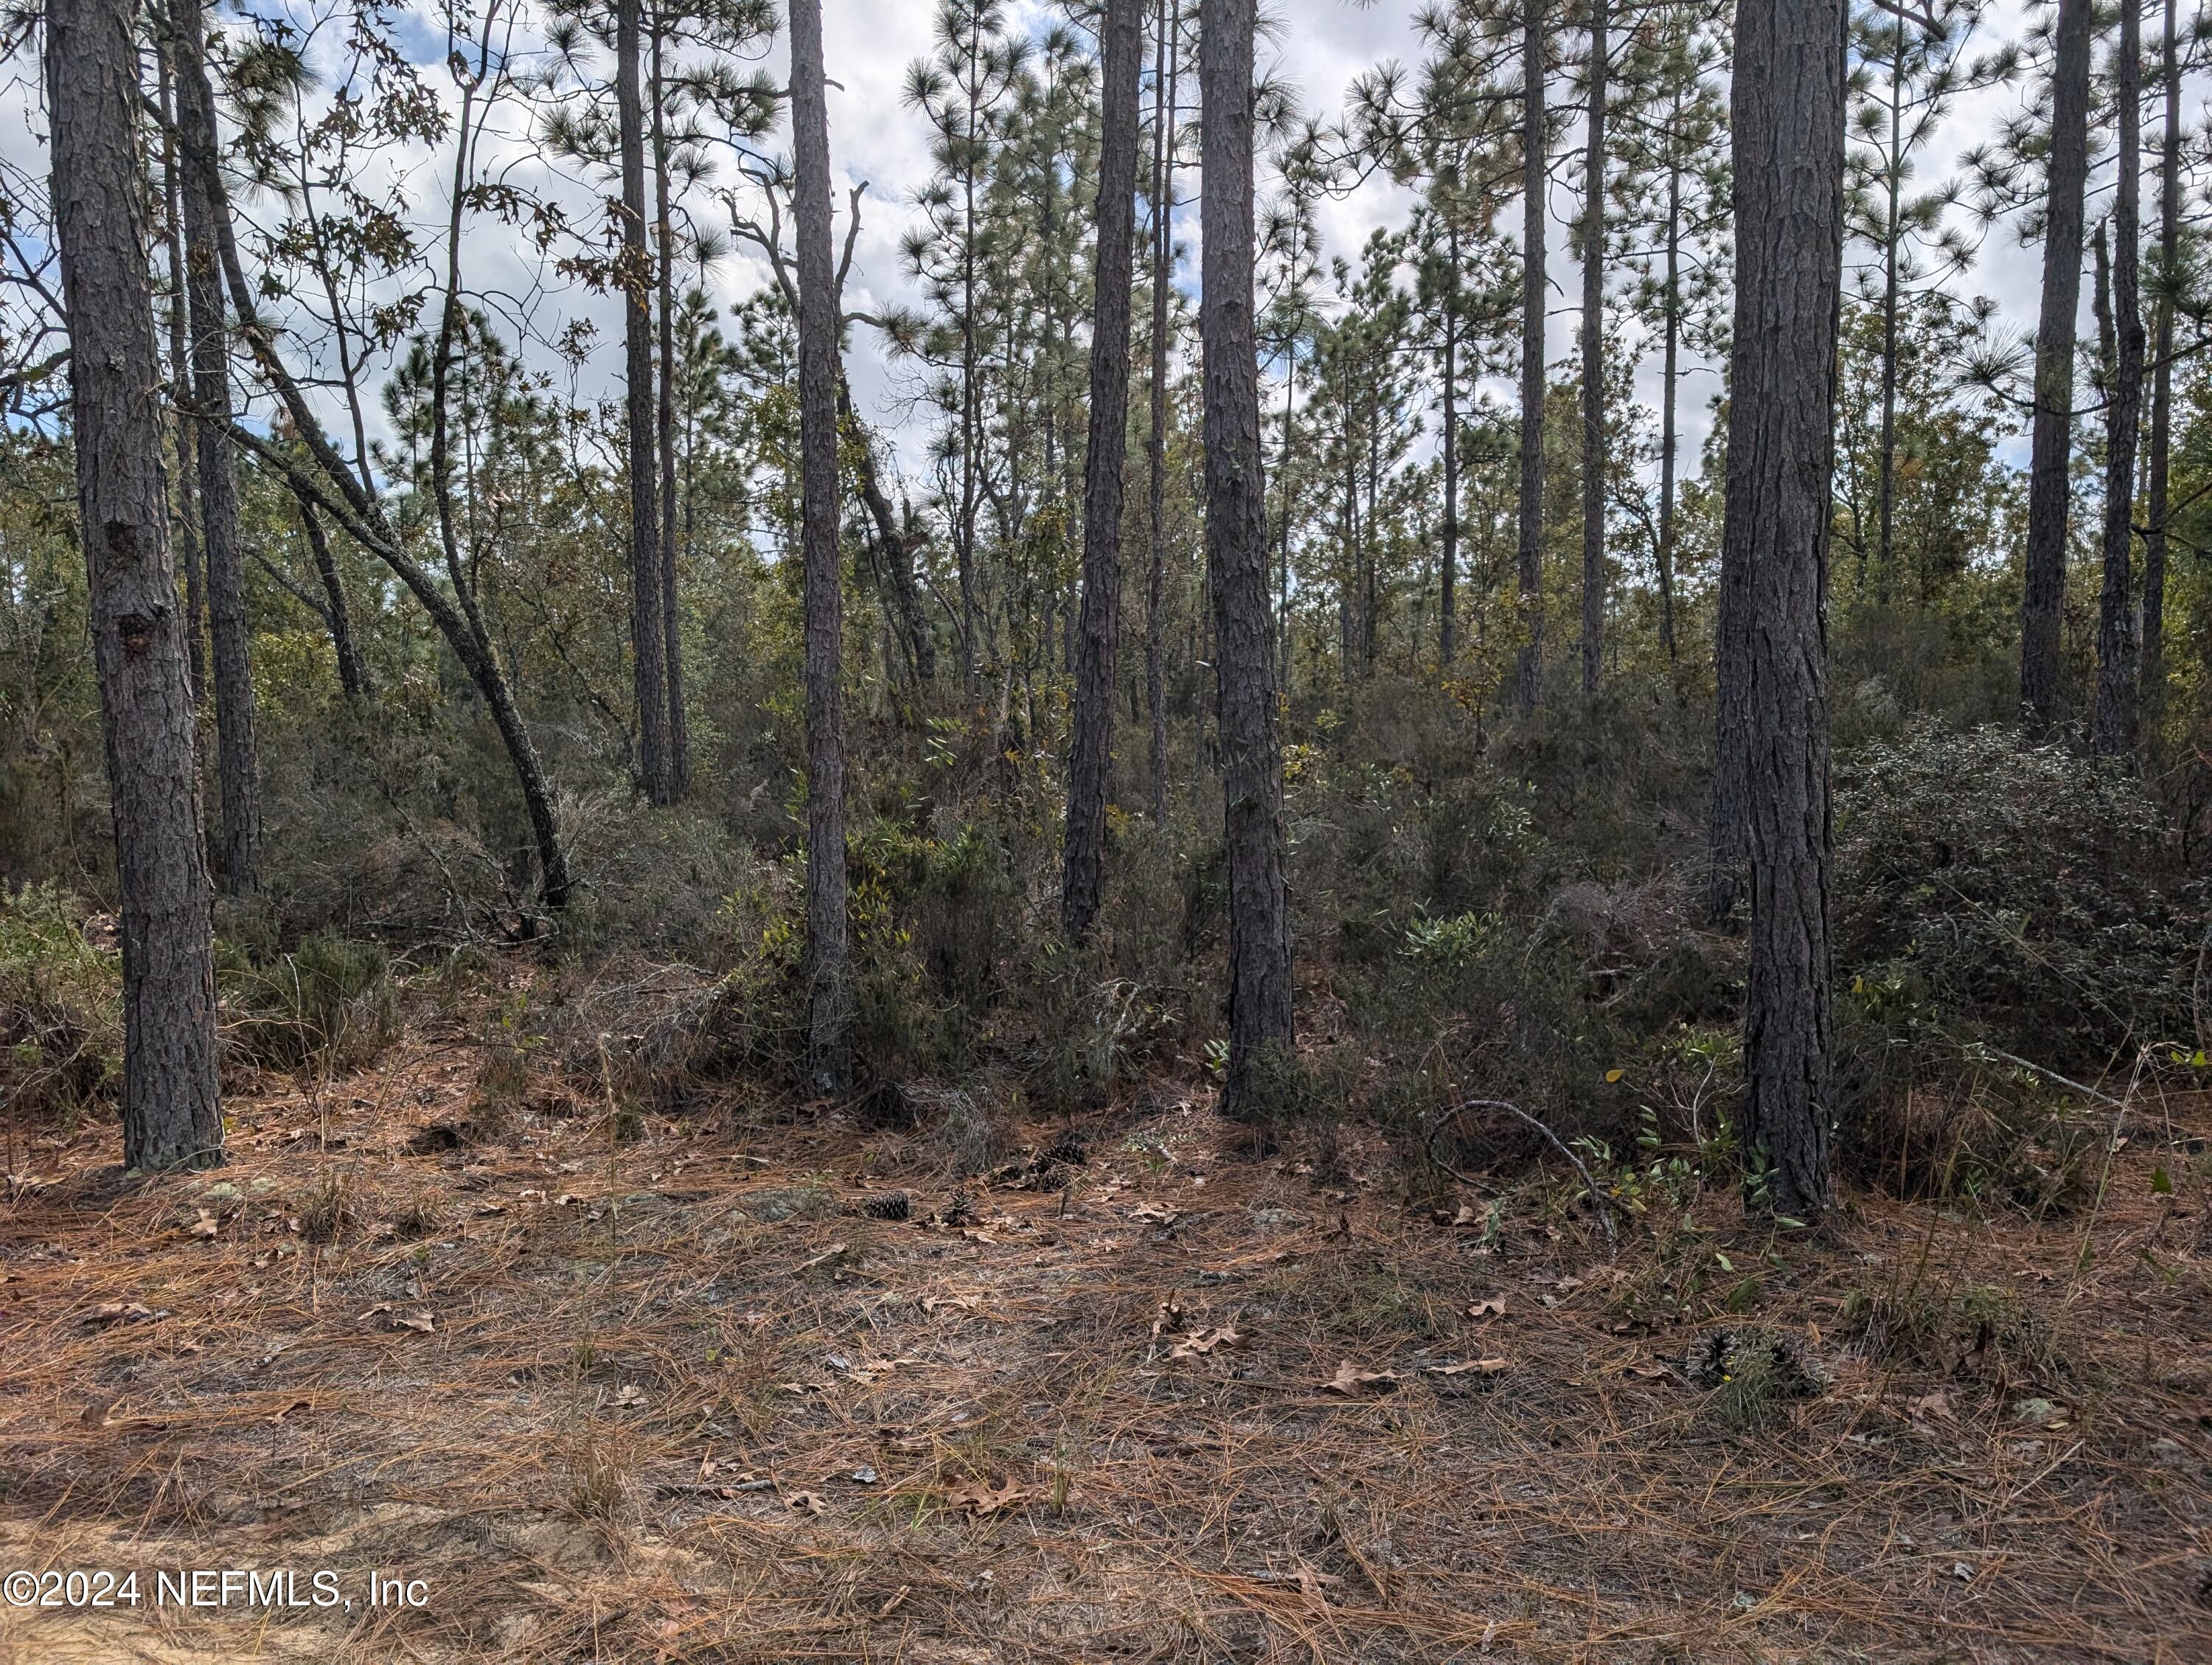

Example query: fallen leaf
[612,1383,647,1408]
[268,1398,311,1424]
[945,1476,1027,1515]
[846,1464,880,1485]
[1467,1296,1506,1320]
[79,1393,121,1427]
[922,1293,983,1315]
[86,1301,157,1325]
[797,1242,851,1270]
[1168,1324,1244,1359]
[1626,1361,1671,1380]
[1322,1360,1401,1395]
[1427,1358,1507,1377]
[1150,1299,1190,1338]
[1127,1202,1178,1223]
[785,1490,825,1515]
[187,1209,219,1238]
[392,1310,437,1334]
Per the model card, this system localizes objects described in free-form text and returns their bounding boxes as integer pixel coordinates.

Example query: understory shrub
[0,883,119,1120]
[216,931,400,1073]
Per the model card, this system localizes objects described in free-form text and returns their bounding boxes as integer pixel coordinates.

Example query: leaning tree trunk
[1579,0,1607,698]
[50,0,224,1170]
[1725,0,1845,1222]
[2143,0,2178,735]
[2020,0,2093,725]
[295,494,368,701]
[652,24,689,799]
[618,0,670,804]
[1147,0,1178,823]
[1201,0,1293,1119]
[173,0,260,894]
[1515,0,1548,715]
[1062,0,1144,944]
[790,0,852,1095]
[2093,0,2143,757]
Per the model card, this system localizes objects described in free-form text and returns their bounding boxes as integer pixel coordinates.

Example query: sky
[0,0,2166,502]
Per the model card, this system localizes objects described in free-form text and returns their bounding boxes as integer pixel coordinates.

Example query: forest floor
[1,1025,2209,1664]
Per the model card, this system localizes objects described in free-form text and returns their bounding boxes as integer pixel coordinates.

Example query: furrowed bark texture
[1062,0,1145,942]
[51,0,224,1169]
[1725,0,1845,1219]
[1201,0,1293,1118]
[790,0,852,1094]
[2019,0,2092,724]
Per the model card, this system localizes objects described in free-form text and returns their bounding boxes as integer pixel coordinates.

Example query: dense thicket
[5,0,2209,1206]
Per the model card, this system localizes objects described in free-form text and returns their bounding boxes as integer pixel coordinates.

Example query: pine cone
[1042,1133,1088,1168]
[860,1189,911,1222]
[939,1189,978,1228]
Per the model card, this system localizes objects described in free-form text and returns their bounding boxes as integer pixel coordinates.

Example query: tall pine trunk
[51,0,224,1169]
[1725,0,1845,1221]
[1201,0,1293,1119]
[2093,0,2143,756]
[1440,222,1459,667]
[790,0,852,1094]
[2143,0,2177,734]
[173,0,260,894]
[155,38,206,709]
[1874,46,1902,602]
[652,20,688,799]
[1515,0,1548,714]
[1062,0,1144,942]
[619,0,670,803]
[1578,0,1606,697]
[1147,0,1178,822]
[1656,136,1680,664]
[2020,0,2093,725]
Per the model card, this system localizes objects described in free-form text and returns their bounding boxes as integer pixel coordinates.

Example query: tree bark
[1579,0,1607,697]
[155,38,205,709]
[1441,221,1459,667]
[1062,0,1144,943]
[652,18,689,799]
[790,0,852,1094]
[1147,0,1178,822]
[2020,0,2092,725]
[50,0,224,1170]
[2093,0,2143,757]
[1725,0,1845,1221]
[1656,139,1680,664]
[619,0,670,803]
[1201,0,1293,1119]
[295,494,368,701]
[173,0,260,894]
[1516,0,1548,714]
[2143,0,2177,734]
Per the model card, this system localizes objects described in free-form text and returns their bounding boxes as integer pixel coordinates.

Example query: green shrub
[1834,720,2205,1066]
[216,931,399,1072]
[0,883,119,1119]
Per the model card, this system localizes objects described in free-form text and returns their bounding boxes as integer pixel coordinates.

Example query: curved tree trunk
[1725,0,1846,1221]
[1062,0,1145,943]
[2020,0,2093,725]
[173,0,260,894]
[51,0,224,1170]
[296,495,369,701]
[1201,0,1293,1119]
[790,0,852,1094]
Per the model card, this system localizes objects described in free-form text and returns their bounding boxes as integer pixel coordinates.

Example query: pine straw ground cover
[1,1038,2208,1664]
